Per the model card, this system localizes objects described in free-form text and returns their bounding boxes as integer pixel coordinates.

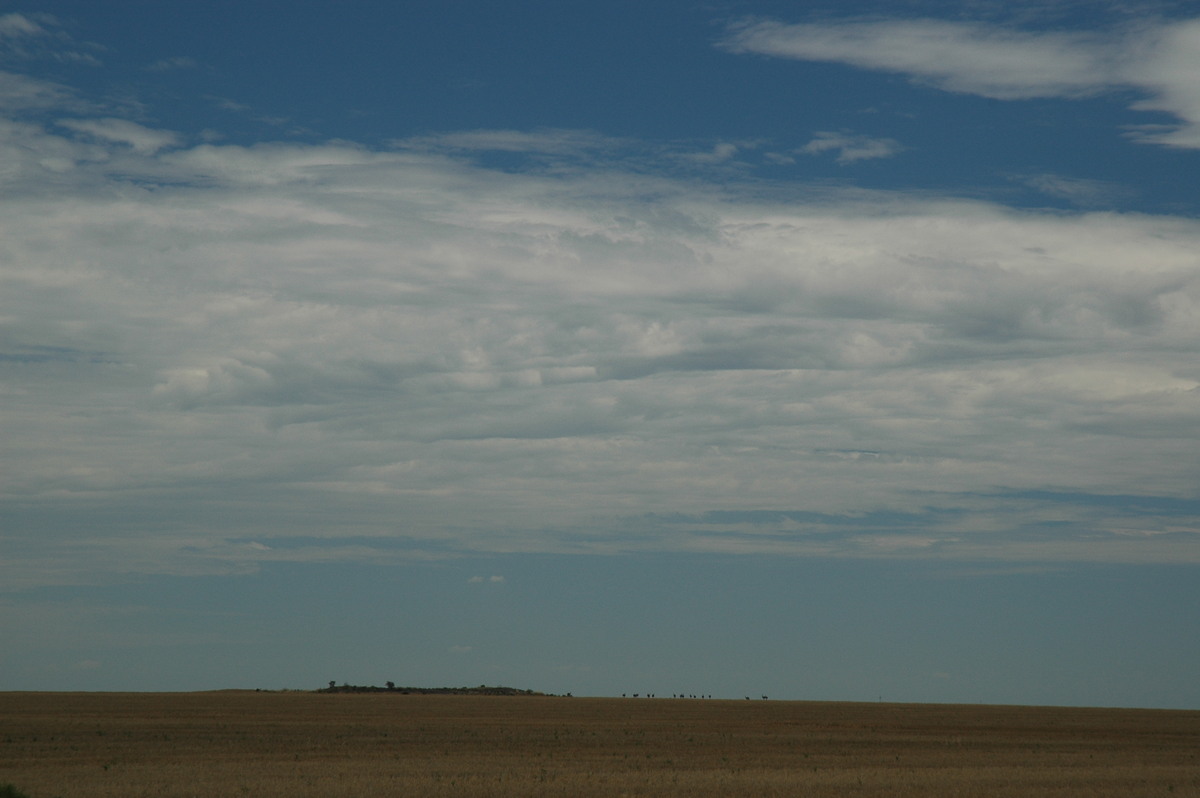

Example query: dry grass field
[1,691,1197,797]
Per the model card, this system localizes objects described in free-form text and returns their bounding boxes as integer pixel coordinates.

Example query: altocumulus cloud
[2,63,1200,590]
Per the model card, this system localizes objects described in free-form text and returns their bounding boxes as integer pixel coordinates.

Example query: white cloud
[723,18,1117,100]
[1121,19,1200,147]
[800,131,904,163]
[677,141,742,164]
[723,16,1200,148]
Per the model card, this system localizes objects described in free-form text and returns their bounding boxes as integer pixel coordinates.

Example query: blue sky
[2,0,1199,707]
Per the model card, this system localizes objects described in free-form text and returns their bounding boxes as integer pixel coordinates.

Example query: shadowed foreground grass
[1,692,1197,797]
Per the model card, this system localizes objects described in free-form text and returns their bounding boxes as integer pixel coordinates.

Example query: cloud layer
[3,108,1198,587]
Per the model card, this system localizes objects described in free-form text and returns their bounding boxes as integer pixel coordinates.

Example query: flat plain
[1,691,1197,797]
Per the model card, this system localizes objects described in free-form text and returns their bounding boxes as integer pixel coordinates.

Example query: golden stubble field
[1,691,1197,797]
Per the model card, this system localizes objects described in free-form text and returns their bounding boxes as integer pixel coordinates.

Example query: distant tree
[386,681,395,690]
[329,681,336,690]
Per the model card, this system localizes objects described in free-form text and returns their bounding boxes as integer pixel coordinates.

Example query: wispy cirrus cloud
[722,18,1117,100]
[0,11,101,66]
[722,16,1200,148]
[146,56,198,72]
[395,127,625,157]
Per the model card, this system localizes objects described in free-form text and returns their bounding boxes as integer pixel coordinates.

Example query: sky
[2,0,1199,708]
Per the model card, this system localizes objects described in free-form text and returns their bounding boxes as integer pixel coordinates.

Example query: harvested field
[1,691,1197,797]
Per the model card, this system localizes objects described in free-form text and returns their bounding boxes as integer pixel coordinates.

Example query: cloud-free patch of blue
[987,490,1200,517]
[651,507,960,529]
[0,345,111,364]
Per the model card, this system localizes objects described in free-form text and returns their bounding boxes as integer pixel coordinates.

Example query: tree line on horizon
[318,682,547,696]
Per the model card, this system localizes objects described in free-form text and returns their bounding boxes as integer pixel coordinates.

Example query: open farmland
[1,692,1197,797]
